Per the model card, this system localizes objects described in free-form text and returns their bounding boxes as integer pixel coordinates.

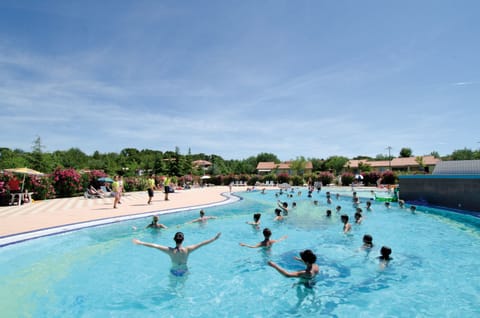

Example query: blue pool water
[1,188,479,317]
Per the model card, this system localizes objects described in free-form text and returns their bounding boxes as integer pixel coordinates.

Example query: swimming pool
[1,188,479,317]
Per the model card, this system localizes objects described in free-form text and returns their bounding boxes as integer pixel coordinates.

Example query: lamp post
[386,146,392,170]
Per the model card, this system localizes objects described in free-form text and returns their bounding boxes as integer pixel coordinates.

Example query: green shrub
[290,175,304,186]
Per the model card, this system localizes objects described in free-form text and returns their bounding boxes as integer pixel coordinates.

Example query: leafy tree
[451,148,474,160]
[309,158,325,172]
[0,148,28,169]
[324,156,349,175]
[352,155,373,160]
[53,148,89,169]
[399,148,412,158]
[358,161,372,173]
[256,153,280,164]
[290,156,307,175]
[415,156,425,171]
[374,154,389,161]
[29,136,50,173]
[430,151,440,159]
[208,154,228,175]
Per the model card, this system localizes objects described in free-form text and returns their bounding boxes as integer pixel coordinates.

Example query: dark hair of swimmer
[253,213,261,222]
[341,214,349,222]
[200,210,205,216]
[174,232,184,244]
[300,249,317,264]
[363,234,373,247]
[274,208,282,216]
[380,246,392,260]
[263,228,272,239]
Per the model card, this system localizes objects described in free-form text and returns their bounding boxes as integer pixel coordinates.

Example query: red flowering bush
[363,171,381,186]
[124,177,146,191]
[0,172,10,195]
[52,168,83,197]
[341,172,355,186]
[381,171,397,184]
[80,170,108,190]
[26,175,56,200]
[317,171,334,186]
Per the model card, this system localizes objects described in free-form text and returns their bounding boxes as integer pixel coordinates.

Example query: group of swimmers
[132,188,406,281]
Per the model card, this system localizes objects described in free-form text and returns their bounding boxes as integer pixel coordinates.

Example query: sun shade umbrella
[4,167,45,191]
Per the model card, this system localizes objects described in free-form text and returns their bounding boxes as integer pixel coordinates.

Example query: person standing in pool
[246,213,261,228]
[239,228,287,248]
[341,214,352,233]
[378,246,393,269]
[273,208,284,222]
[365,200,373,211]
[362,234,374,250]
[277,200,289,215]
[146,215,168,229]
[132,232,221,276]
[268,249,319,282]
[189,209,217,223]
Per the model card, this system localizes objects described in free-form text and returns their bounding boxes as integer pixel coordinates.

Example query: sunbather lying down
[85,185,104,198]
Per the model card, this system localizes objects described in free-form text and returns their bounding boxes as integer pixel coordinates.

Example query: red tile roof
[256,161,313,171]
[346,156,440,169]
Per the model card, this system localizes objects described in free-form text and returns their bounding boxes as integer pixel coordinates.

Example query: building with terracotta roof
[256,161,313,175]
[346,156,440,173]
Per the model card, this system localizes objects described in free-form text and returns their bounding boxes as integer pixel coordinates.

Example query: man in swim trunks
[132,232,221,276]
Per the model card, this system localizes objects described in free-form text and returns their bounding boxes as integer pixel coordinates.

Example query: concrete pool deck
[0,186,251,246]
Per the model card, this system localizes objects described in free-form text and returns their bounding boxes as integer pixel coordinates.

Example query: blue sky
[1,1,479,160]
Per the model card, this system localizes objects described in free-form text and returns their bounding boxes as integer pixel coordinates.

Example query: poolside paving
[0,186,248,238]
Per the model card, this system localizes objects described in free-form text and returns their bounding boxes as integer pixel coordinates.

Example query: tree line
[1,138,479,177]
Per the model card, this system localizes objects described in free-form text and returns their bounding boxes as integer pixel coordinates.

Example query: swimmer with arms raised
[132,232,221,276]
[239,228,287,248]
[268,249,320,286]
[189,209,217,223]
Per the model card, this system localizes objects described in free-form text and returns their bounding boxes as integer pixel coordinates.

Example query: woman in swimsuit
[133,231,221,276]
